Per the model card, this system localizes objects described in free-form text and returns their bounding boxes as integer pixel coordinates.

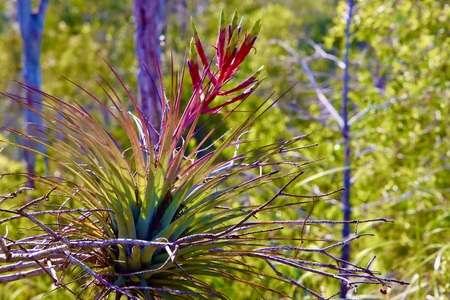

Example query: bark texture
[133,0,166,144]
[340,0,355,298]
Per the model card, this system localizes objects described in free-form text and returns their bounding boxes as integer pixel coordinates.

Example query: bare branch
[269,39,344,128]
[267,260,325,300]
[0,187,33,204]
[0,266,51,283]
[63,251,139,300]
[308,40,346,69]
[280,188,344,198]
[245,217,392,226]
[0,203,407,298]
[17,187,55,212]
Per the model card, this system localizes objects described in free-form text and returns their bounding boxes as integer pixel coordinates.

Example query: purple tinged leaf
[216,11,227,67]
[190,18,209,67]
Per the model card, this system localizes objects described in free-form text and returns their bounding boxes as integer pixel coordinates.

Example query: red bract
[216,11,227,68]
[187,40,202,91]
[185,10,262,131]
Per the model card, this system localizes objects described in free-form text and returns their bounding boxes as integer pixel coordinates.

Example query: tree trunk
[340,0,355,298]
[17,0,49,187]
[133,0,166,144]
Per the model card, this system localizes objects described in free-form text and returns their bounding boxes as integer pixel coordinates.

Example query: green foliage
[0,0,136,131]
[0,13,358,299]
[1,0,447,298]
[320,0,450,298]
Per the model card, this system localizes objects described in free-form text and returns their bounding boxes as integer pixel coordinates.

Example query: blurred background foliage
[0,0,448,299]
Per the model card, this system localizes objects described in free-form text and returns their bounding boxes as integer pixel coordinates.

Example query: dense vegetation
[0,0,448,299]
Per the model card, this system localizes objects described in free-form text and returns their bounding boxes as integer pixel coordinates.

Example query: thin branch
[337,273,410,286]
[17,187,55,211]
[348,97,395,125]
[256,233,373,253]
[0,245,69,262]
[218,172,305,237]
[37,0,50,17]
[308,40,346,69]
[0,258,67,273]
[267,260,325,300]
[0,187,33,201]
[64,251,139,300]
[269,39,344,128]
[17,210,68,243]
[0,235,11,261]
[245,217,392,226]
[280,188,344,198]
[0,266,51,283]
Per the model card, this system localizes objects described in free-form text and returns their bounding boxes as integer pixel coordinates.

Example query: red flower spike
[219,50,235,80]
[231,37,255,70]
[230,19,261,70]
[218,66,264,96]
[188,39,202,89]
[186,13,263,121]
[202,80,262,114]
[190,18,209,68]
[230,10,240,37]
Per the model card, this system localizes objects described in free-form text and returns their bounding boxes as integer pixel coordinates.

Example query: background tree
[16,0,49,187]
[0,0,447,299]
[133,0,165,143]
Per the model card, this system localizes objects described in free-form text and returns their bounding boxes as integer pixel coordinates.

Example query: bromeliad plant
[0,12,407,300]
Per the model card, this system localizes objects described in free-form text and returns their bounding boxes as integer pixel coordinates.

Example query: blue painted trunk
[17,0,49,186]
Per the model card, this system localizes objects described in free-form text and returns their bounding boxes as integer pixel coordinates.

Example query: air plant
[0,11,407,300]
